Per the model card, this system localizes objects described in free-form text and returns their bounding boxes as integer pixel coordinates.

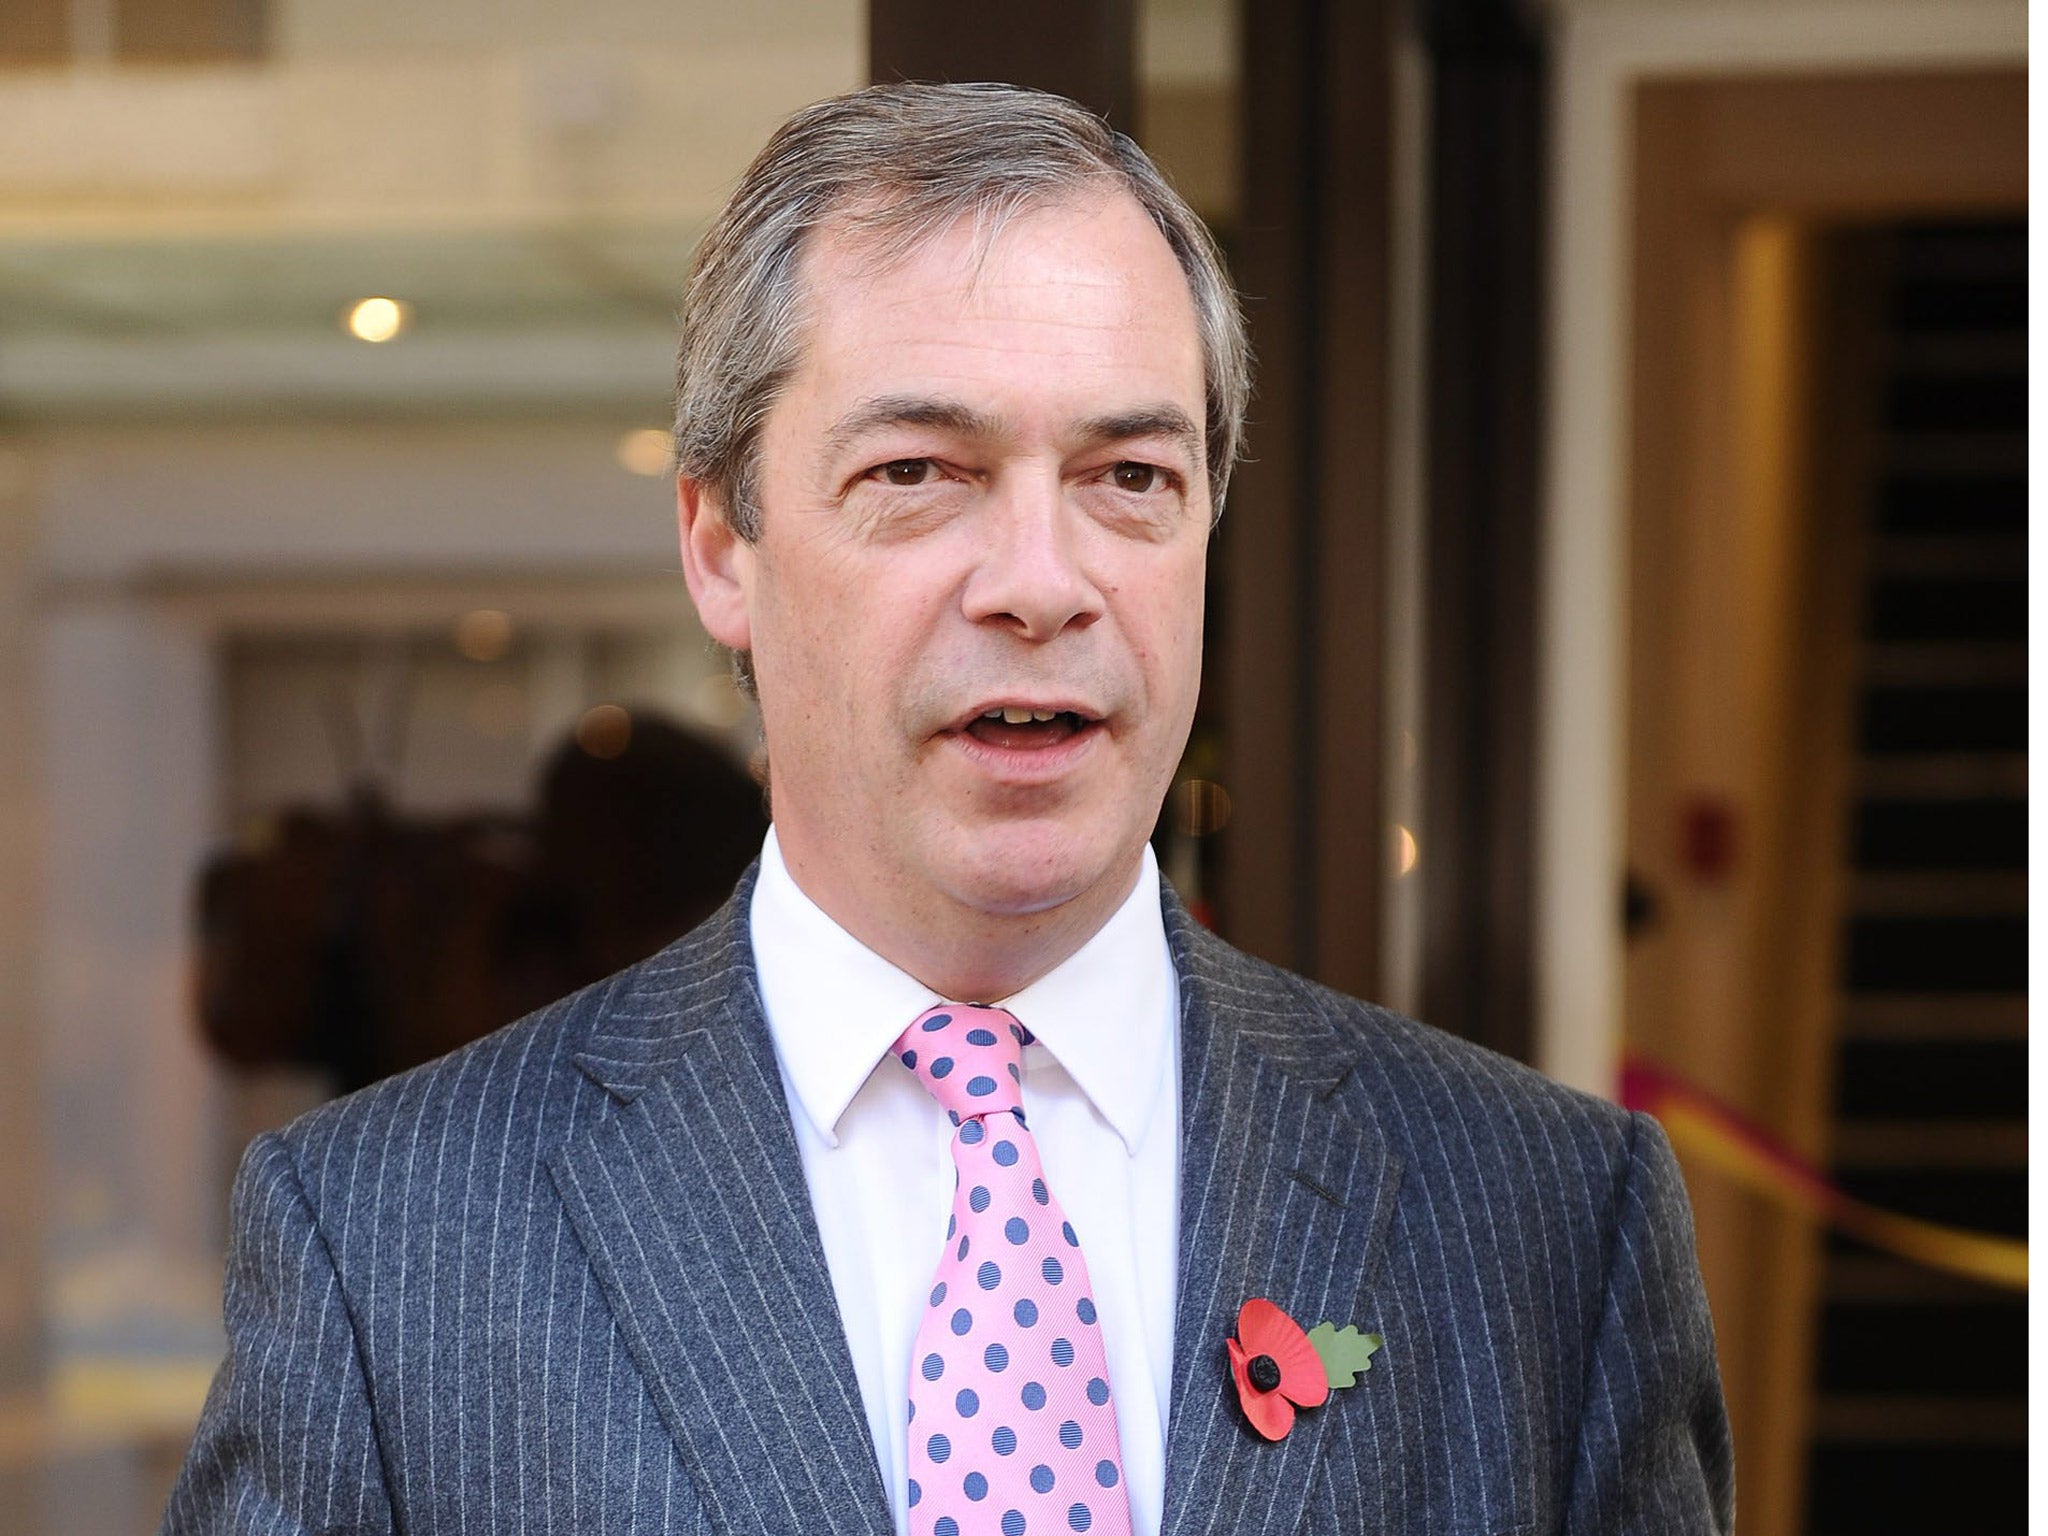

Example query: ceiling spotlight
[615,427,673,477]
[345,296,410,343]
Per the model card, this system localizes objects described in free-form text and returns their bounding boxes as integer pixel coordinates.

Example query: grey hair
[672,80,1251,542]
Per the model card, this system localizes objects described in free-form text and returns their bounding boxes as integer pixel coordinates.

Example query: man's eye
[871,458,937,487]
[1110,462,1166,493]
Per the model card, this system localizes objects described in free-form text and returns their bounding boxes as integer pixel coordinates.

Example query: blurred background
[0,0,2025,1529]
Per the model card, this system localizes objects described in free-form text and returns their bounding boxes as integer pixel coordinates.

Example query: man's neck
[771,835,1147,1002]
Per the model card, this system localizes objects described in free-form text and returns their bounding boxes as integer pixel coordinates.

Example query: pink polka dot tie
[894,1003,1132,1536]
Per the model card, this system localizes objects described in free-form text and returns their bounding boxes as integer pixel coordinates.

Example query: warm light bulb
[1395,825,1419,877]
[615,427,674,477]
[576,703,633,759]
[345,296,410,343]
[454,608,514,663]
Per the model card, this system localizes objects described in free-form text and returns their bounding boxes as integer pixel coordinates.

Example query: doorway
[1620,69,2024,1536]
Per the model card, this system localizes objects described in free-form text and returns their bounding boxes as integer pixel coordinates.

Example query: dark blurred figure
[525,708,768,983]
[194,709,765,1094]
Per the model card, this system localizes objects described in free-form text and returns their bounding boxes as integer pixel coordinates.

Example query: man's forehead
[796,185,1186,315]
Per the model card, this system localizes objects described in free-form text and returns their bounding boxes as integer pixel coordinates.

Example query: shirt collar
[748,827,1175,1155]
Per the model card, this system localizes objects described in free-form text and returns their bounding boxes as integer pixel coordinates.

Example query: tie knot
[892,1003,1030,1122]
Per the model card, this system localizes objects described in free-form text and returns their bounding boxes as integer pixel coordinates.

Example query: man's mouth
[960,705,1097,751]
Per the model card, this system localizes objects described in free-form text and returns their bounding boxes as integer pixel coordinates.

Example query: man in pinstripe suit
[166,84,1733,1535]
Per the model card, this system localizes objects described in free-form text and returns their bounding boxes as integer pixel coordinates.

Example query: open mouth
[961,706,1097,751]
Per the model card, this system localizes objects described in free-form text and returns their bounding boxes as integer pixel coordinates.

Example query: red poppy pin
[1226,1297,1383,1441]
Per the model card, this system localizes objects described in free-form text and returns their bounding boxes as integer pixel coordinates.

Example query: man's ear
[677,475,754,652]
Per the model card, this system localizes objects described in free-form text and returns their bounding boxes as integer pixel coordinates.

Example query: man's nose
[961,473,1105,641]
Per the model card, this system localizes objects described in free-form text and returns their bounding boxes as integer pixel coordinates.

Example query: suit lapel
[549,881,891,1536]
[1159,897,1404,1536]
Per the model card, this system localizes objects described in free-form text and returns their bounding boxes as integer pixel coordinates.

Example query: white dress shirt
[748,828,1181,1536]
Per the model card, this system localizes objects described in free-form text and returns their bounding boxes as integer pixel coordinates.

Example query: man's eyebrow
[820,395,1005,464]
[1074,406,1203,463]
[818,397,1204,470]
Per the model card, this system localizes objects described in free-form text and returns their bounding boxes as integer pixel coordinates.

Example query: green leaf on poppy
[1306,1322,1383,1389]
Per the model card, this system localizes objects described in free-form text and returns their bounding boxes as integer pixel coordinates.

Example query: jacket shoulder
[262,966,622,1197]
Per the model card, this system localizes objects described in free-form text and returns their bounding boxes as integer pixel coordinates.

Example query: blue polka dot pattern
[909,1480,922,1507]
[894,1002,1130,1536]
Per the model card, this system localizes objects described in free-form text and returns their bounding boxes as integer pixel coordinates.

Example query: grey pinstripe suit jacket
[165,871,1734,1535]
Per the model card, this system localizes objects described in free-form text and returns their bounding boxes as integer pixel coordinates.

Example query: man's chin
[931,827,1147,924]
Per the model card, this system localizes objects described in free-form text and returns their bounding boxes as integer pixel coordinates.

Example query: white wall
[36,602,222,1351]
[37,421,680,583]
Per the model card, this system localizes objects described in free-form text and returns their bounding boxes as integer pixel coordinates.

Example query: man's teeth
[982,707,1065,724]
